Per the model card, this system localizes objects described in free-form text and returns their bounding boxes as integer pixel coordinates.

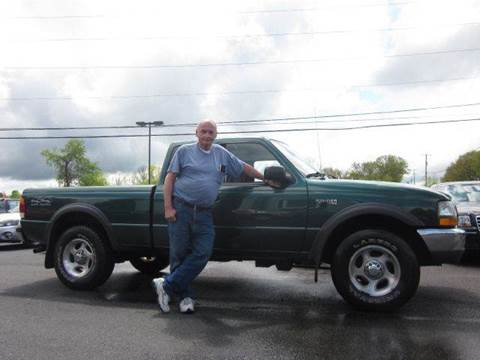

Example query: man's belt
[174,197,212,211]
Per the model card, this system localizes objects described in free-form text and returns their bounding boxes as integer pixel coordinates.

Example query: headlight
[438,201,458,226]
[0,220,19,227]
[458,215,472,228]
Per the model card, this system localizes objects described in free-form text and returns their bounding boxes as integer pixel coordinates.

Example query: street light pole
[136,121,164,184]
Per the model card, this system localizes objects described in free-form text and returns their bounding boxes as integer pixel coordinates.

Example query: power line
[239,1,417,13]
[6,21,480,43]
[5,46,480,71]
[1,117,479,139]
[1,74,479,101]
[2,1,419,19]
[2,101,480,131]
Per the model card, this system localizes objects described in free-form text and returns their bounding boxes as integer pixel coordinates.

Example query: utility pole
[413,169,416,184]
[424,154,430,187]
[136,121,164,184]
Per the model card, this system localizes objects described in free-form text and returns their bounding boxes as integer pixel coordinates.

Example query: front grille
[476,215,480,231]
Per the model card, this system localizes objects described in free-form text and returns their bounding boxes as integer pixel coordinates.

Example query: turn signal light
[439,217,458,227]
[19,196,26,219]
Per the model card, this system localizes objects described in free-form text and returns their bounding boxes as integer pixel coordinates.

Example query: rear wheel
[331,229,420,311]
[54,226,114,290]
[130,256,169,275]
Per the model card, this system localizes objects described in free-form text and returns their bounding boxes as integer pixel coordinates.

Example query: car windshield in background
[271,140,317,177]
[442,184,480,203]
[7,200,19,213]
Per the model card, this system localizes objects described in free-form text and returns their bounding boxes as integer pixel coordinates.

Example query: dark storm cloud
[0,75,93,180]
[374,25,480,87]
[0,9,303,182]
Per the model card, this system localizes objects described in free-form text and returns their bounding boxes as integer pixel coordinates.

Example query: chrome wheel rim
[348,244,401,297]
[62,238,96,278]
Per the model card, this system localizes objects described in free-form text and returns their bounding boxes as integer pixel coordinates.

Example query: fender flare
[45,203,117,268]
[309,202,424,264]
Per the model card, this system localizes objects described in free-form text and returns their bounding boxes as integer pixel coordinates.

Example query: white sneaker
[179,297,195,314]
[152,278,170,313]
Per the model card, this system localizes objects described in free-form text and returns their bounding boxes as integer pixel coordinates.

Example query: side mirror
[264,166,293,187]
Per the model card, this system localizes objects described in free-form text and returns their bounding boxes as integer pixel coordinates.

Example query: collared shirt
[167,143,245,207]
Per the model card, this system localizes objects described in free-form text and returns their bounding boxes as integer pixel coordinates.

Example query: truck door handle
[232,209,258,216]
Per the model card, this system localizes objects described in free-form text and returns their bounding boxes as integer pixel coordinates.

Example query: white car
[0,211,21,243]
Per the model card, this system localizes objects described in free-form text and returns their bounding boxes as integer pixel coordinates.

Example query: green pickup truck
[20,137,464,311]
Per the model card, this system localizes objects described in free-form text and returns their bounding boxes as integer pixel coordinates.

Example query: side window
[223,143,280,183]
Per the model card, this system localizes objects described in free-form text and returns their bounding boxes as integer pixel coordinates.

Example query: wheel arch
[45,204,117,268]
[310,203,431,265]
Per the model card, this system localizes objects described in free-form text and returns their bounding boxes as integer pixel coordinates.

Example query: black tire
[331,229,420,311]
[129,256,169,275]
[54,225,114,290]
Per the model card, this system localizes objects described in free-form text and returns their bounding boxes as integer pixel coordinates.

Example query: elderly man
[152,119,276,313]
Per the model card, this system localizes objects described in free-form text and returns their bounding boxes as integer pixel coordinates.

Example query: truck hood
[306,178,449,201]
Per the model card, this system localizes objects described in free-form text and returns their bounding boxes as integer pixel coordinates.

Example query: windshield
[440,184,480,203]
[7,200,19,213]
[271,140,317,176]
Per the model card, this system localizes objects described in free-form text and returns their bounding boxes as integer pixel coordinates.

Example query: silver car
[0,199,21,243]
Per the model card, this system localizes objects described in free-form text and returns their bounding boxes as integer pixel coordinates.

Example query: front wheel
[54,226,114,290]
[331,229,420,311]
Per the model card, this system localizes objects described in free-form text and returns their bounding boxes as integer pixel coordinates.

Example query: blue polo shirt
[167,143,245,207]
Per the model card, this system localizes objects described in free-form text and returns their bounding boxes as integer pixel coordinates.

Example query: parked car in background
[0,199,21,243]
[431,182,480,259]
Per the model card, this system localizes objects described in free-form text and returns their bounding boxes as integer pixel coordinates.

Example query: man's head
[196,119,217,150]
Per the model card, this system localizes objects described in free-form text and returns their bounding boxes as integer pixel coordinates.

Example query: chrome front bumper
[417,228,465,264]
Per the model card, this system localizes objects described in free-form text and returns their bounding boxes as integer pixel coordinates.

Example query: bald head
[196,119,217,150]
[196,119,217,132]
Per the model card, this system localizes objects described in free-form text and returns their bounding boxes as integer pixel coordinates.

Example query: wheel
[129,256,169,275]
[331,229,420,311]
[54,226,114,290]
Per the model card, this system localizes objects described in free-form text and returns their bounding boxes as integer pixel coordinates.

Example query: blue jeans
[163,198,215,300]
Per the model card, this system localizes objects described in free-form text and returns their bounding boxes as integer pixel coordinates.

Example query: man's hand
[264,179,282,189]
[165,206,177,222]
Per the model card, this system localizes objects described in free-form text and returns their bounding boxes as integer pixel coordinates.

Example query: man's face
[196,122,217,150]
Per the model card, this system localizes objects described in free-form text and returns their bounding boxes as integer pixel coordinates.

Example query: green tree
[132,165,160,185]
[346,155,408,182]
[9,190,20,199]
[442,150,480,182]
[78,161,108,186]
[41,139,107,187]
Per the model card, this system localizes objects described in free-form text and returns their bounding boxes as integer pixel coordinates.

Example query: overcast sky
[1,0,480,193]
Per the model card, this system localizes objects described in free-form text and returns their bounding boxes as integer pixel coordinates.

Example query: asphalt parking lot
[1,245,480,360]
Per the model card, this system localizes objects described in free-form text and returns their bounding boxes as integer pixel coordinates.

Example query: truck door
[213,141,308,254]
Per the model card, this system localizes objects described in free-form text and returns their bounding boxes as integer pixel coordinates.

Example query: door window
[222,143,279,183]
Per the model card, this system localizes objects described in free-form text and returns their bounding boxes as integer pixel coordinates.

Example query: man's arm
[164,172,177,222]
[243,163,281,188]
[243,163,264,180]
